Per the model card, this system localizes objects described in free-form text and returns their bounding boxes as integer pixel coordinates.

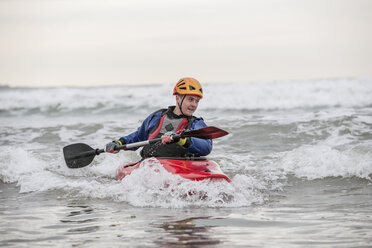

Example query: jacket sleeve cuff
[182,137,191,148]
[119,138,126,145]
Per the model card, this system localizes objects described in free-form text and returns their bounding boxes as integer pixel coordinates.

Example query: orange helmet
[173,77,203,98]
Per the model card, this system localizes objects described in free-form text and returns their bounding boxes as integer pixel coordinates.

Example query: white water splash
[0,148,266,207]
[277,144,372,180]
[0,147,47,183]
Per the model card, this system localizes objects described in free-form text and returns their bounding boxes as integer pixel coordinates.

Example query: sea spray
[277,144,372,180]
[1,78,372,208]
[0,147,47,183]
[1,78,372,247]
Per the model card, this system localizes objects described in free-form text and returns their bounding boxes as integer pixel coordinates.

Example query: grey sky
[1,0,371,87]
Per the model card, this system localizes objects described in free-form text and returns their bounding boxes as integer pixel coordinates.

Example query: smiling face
[174,94,201,116]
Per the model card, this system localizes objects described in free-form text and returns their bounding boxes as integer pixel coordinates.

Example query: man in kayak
[105,77,212,158]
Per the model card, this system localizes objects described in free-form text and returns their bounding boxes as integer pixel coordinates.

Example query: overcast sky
[0,0,371,87]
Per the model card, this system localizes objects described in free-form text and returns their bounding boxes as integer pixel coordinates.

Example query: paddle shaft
[67,149,104,159]
[68,138,163,159]
[63,126,228,168]
[115,126,229,152]
[116,137,162,150]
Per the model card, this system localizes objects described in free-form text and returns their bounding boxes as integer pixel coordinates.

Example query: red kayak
[116,157,231,182]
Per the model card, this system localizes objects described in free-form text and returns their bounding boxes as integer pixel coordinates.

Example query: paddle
[63,126,228,169]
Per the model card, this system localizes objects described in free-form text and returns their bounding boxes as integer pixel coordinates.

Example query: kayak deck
[116,157,231,182]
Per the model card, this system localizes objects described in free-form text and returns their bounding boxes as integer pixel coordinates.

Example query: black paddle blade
[63,143,97,168]
[182,126,229,139]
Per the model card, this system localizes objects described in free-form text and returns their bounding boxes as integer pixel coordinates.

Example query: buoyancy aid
[141,107,199,158]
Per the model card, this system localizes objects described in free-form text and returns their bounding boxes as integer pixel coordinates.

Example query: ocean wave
[203,78,372,110]
[1,139,371,208]
[0,146,265,207]
[0,147,48,183]
[1,78,371,116]
[276,144,372,180]
[1,77,371,208]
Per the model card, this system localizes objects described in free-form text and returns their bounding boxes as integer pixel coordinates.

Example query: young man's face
[176,94,201,116]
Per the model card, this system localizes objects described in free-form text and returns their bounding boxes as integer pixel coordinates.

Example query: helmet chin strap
[178,95,186,116]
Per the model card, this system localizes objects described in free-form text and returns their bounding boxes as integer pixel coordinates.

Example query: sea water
[0,78,371,247]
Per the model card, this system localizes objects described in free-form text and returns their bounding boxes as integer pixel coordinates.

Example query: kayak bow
[116,157,231,182]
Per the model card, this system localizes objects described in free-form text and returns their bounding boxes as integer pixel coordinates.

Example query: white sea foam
[104,158,265,208]
[276,144,372,180]
[1,142,370,207]
[0,85,171,116]
[203,78,372,110]
[0,147,47,183]
[0,149,265,207]
[1,78,372,208]
[1,78,371,115]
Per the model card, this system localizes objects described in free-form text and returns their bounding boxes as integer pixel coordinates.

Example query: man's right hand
[105,140,122,153]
